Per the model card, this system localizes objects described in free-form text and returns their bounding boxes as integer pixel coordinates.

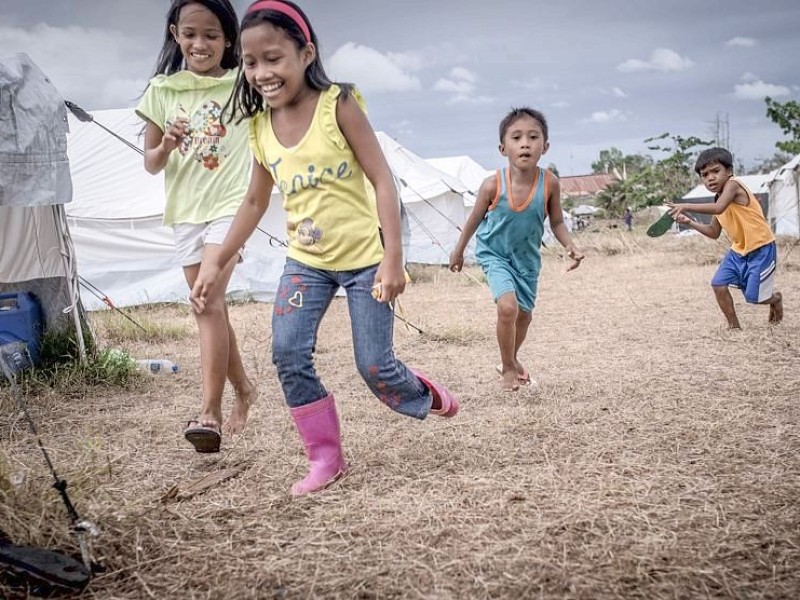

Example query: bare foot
[769,292,783,324]
[223,380,259,435]
[500,370,520,392]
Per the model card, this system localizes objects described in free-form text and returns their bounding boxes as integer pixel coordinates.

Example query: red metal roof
[560,173,618,196]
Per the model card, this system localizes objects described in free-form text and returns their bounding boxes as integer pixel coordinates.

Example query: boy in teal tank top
[450,107,584,391]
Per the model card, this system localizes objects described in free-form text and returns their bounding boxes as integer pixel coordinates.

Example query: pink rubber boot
[289,393,348,496]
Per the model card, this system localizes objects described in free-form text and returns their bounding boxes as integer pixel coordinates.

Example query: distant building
[560,173,618,204]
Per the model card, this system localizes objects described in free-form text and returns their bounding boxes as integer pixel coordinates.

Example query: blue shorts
[481,260,538,313]
[711,242,776,304]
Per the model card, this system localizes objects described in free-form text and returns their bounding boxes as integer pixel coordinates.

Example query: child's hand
[373,257,405,303]
[189,262,222,314]
[665,201,684,218]
[449,250,464,273]
[162,117,189,153]
[673,212,692,225]
[566,246,584,271]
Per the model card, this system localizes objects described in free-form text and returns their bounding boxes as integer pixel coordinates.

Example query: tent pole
[795,168,799,237]
[54,205,88,363]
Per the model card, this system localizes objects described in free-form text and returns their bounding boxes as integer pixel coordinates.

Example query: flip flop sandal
[0,539,90,593]
[184,419,222,453]
[646,210,675,237]
[495,364,534,386]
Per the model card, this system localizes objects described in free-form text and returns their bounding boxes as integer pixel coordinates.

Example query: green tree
[591,147,652,177]
[598,133,713,210]
[765,97,800,155]
[594,180,629,217]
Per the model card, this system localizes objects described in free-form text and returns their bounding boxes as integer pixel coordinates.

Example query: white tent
[571,204,599,217]
[64,108,289,310]
[682,173,772,201]
[767,154,800,237]
[428,154,573,247]
[0,53,89,359]
[426,155,492,203]
[376,134,471,264]
[64,113,477,308]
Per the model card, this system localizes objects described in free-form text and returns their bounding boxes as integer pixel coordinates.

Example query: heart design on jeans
[288,291,303,308]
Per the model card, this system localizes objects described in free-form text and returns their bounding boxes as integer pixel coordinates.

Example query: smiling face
[170,2,227,77]
[699,161,733,194]
[241,22,315,109]
[499,114,549,168]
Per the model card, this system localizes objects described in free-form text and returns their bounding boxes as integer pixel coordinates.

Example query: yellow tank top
[716,177,774,255]
[249,85,384,271]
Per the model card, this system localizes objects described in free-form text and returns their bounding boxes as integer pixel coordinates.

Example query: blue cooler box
[0,292,44,372]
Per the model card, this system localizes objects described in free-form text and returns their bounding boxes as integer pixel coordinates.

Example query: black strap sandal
[0,538,90,594]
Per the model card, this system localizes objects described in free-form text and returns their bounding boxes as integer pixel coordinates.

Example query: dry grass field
[2,229,800,599]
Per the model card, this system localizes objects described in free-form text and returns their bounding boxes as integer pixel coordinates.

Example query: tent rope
[398,176,464,232]
[256,226,288,247]
[65,101,144,156]
[54,206,89,361]
[404,206,487,289]
[78,277,148,332]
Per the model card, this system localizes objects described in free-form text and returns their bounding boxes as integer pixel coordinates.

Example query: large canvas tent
[64,108,289,310]
[426,155,492,203]
[376,134,471,264]
[64,111,476,308]
[767,154,800,237]
[0,53,89,357]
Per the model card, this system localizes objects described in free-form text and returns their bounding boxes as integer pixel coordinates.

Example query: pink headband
[246,1,311,44]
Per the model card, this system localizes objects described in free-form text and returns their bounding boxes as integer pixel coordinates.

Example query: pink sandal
[410,369,459,418]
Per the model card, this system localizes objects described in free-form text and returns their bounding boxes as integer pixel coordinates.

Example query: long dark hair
[229,0,351,120]
[149,0,240,77]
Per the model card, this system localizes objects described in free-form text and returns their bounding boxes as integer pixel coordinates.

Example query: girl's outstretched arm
[449,175,495,272]
[190,158,274,312]
[546,173,584,271]
[337,94,405,303]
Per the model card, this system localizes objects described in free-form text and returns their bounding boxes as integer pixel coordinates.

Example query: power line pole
[712,112,730,149]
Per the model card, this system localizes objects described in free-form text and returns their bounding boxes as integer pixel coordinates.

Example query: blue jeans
[271,259,431,419]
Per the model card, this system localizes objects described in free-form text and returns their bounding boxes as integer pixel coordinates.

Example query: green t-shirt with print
[136,70,250,226]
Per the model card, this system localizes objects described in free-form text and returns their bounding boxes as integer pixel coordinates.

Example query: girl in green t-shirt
[137,0,258,454]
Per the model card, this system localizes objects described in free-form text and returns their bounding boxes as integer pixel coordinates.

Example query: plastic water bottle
[135,359,179,374]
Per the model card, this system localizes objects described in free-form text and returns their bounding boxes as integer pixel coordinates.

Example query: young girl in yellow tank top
[190,0,458,497]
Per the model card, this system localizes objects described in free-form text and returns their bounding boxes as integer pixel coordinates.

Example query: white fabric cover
[767,154,800,237]
[51,110,480,308]
[376,134,470,264]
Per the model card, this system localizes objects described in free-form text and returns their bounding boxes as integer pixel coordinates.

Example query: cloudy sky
[2,0,798,175]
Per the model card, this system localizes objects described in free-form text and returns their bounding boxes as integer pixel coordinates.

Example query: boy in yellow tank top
[666,147,783,329]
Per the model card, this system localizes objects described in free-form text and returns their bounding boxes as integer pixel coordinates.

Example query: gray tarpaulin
[0,52,72,207]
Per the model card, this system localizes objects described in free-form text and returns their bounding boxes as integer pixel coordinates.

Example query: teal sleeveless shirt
[475,167,547,279]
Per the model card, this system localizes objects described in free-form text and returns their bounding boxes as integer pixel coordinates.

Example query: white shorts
[173,217,244,267]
